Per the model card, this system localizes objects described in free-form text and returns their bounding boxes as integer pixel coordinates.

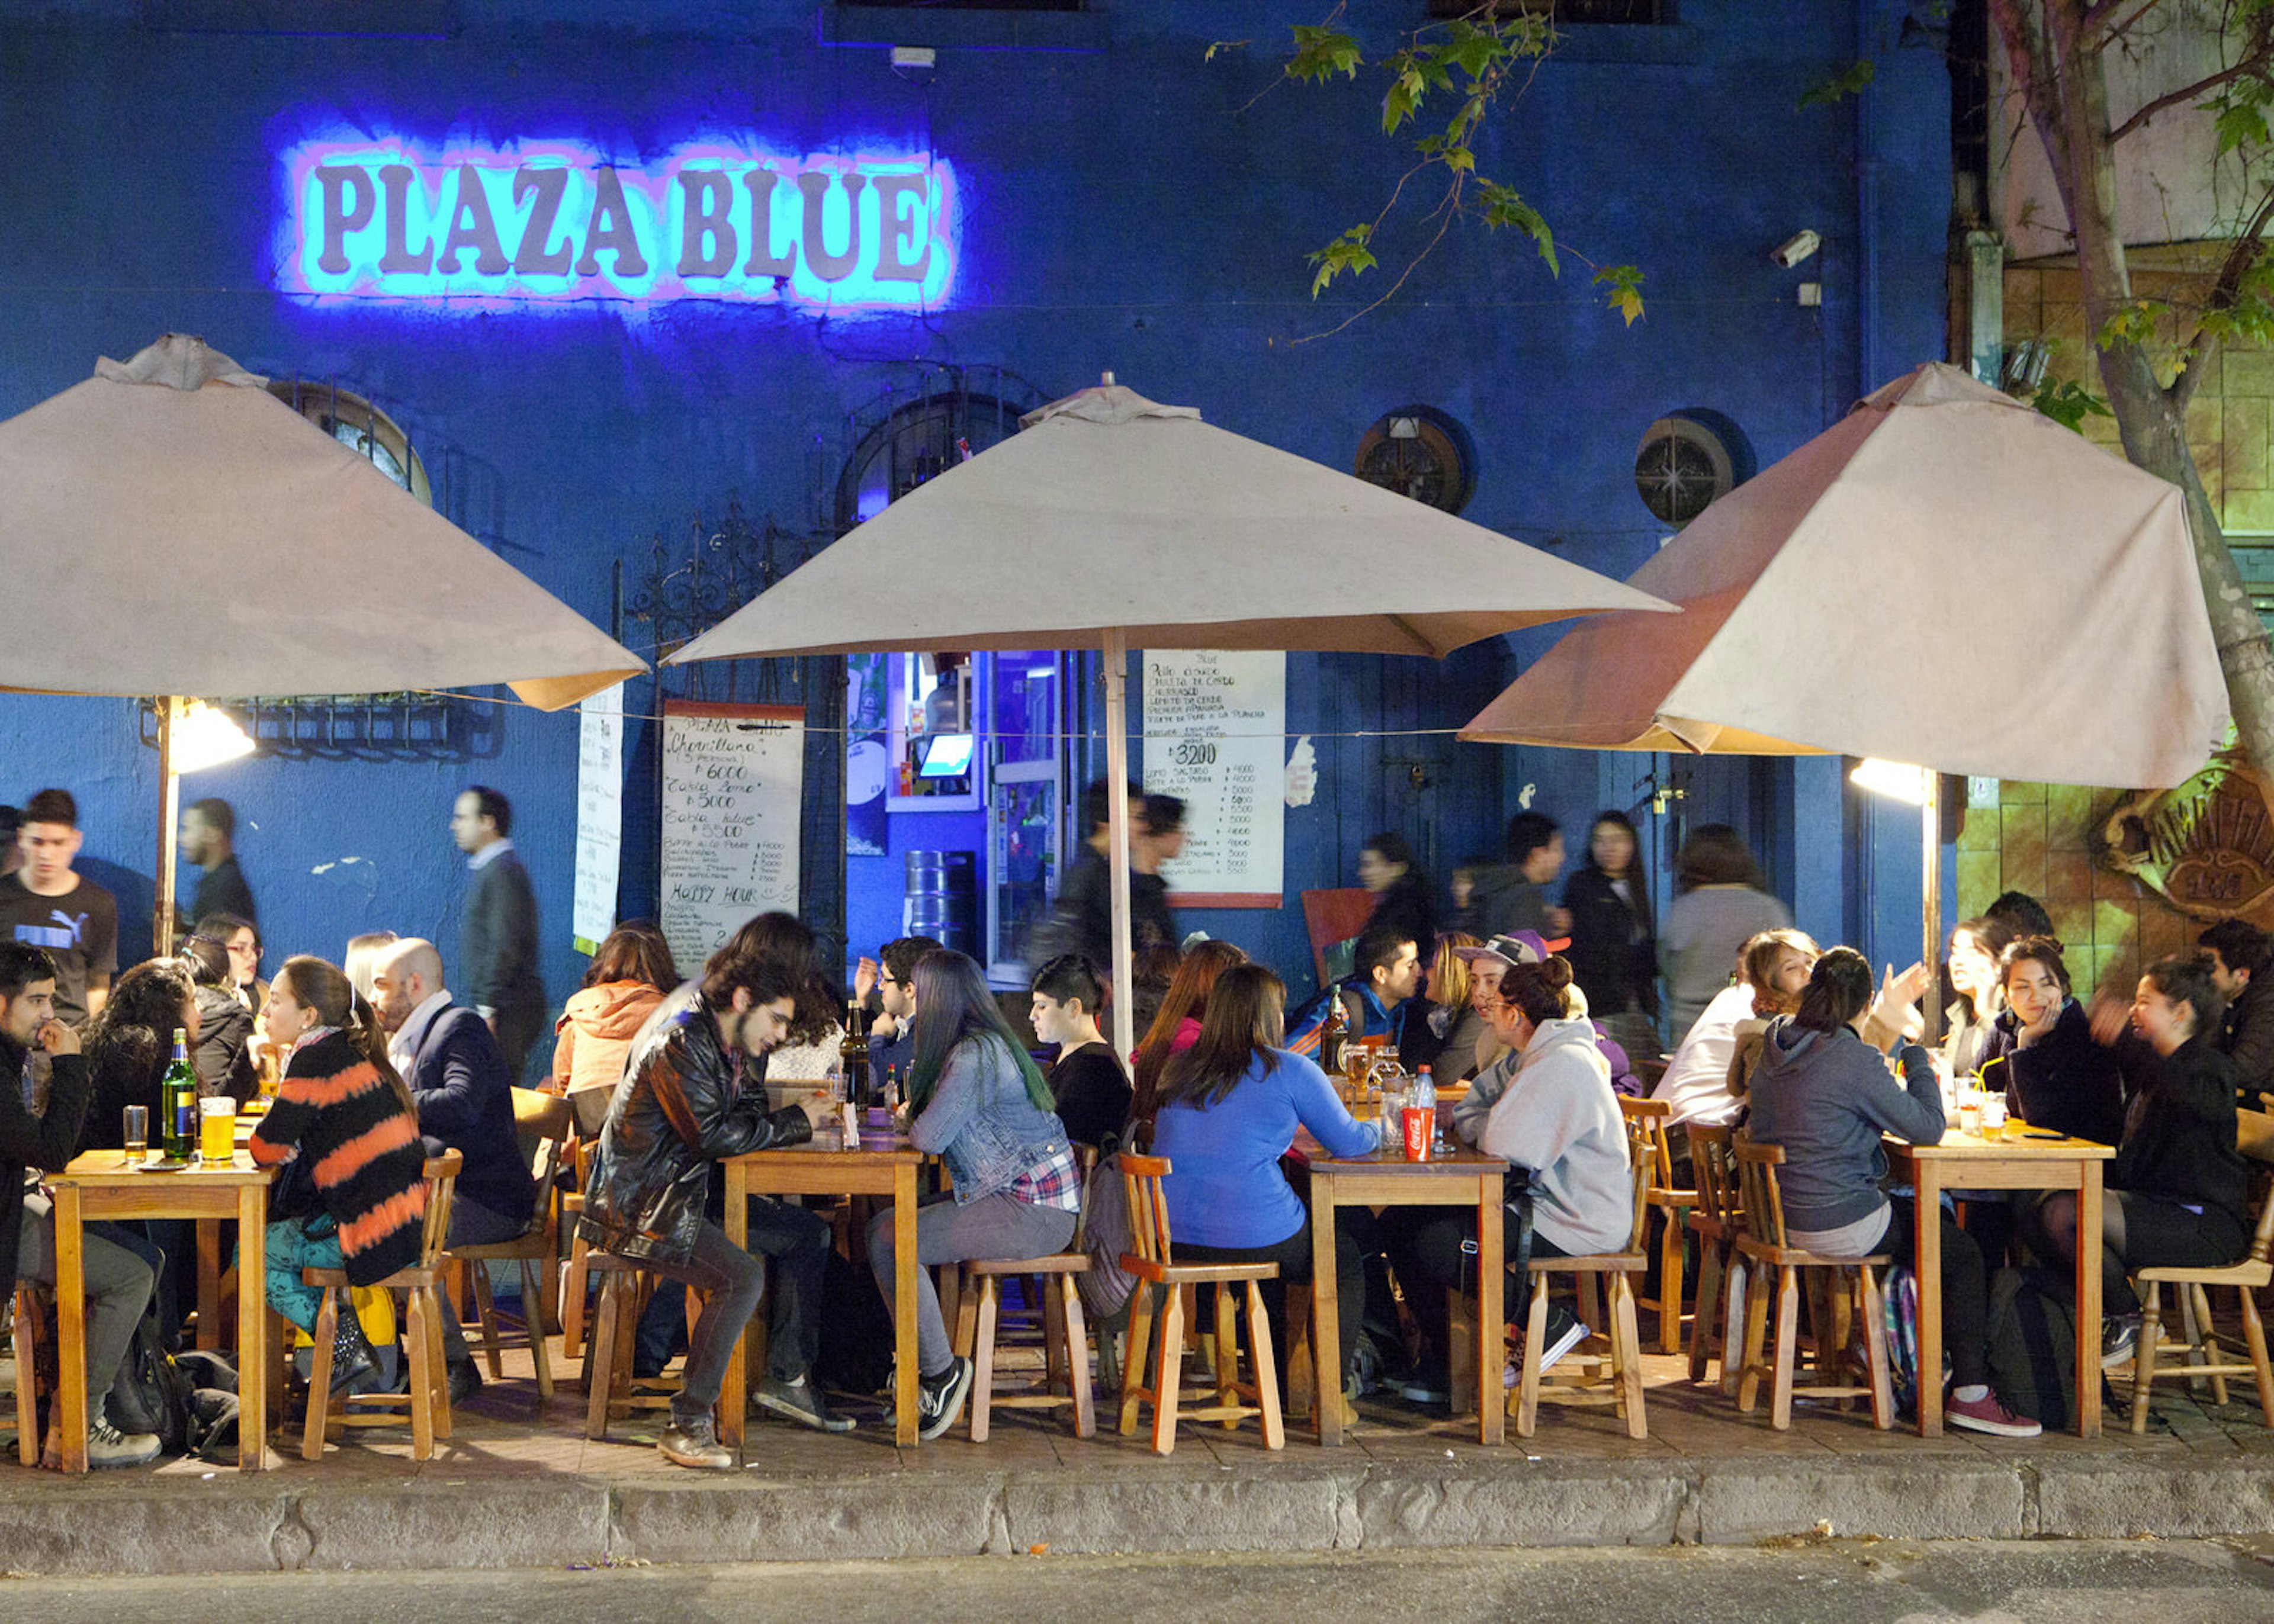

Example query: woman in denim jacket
[868,949,1078,1439]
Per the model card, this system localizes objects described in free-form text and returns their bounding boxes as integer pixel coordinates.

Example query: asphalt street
[8,1540,2274,1623]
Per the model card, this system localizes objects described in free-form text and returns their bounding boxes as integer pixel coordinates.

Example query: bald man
[370,937,538,1401]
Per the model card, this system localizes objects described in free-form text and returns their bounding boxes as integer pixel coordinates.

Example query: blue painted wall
[0,1,1954,1040]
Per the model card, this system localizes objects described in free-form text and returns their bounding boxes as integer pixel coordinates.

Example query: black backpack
[106,1304,195,1455]
[1984,1262,2078,1430]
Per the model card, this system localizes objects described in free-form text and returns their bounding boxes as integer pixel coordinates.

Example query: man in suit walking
[450,785,545,1082]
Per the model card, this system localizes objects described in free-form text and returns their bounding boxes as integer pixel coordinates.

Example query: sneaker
[86,1415,161,1469]
[2101,1315,2141,1372]
[1394,1360,1451,1406]
[756,1373,856,1433]
[916,1356,974,1441]
[658,1416,734,1469]
[1537,1305,1589,1375]
[1946,1390,2042,1439]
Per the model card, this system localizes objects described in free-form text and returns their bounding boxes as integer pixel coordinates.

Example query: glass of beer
[198,1097,236,1165]
[122,1105,148,1165]
[1980,1095,2008,1141]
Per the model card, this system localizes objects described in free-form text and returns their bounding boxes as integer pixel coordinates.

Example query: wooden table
[721,1114,924,1449]
[1887,1130,2115,1438]
[1287,1134,1509,1446]
[47,1149,274,1472]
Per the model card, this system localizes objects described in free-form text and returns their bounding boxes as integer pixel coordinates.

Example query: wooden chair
[509,1087,572,1335]
[2128,1108,2274,1433]
[1116,1153,1283,1454]
[1729,1136,1893,1432]
[11,1284,50,1468]
[452,1097,570,1403]
[1620,1096,1695,1354]
[302,1151,462,1462]
[952,1147,1097,1442]
[581,1253,706,1441]
[1511,1103,1653,1440]
[1684,1121,1746,1395]
[559,1131,600,1362]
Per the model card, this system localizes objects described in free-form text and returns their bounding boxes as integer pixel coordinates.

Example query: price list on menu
[1142,650,1285,908]
[571,682,625,953]
[660,702,805,972]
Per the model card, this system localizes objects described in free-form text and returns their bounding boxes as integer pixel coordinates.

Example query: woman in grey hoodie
[1746,948,2040,1438]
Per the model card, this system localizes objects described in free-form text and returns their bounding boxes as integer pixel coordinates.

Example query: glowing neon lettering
[277,133,959,312]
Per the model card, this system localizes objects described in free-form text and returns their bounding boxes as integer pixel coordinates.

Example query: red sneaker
[1946,1391,2041,1438]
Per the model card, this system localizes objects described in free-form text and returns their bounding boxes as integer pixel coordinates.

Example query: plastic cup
[1957,1101,1981,1137]
[1980,1096,2008,1140]
[198,1097,236,1165]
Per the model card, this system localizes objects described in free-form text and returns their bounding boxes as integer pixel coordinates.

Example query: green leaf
[2215,100,2270,156]
[1797,59,1875,111]
[1287,25,1363,84]
[1383,67,1426,134]
[1594,264,1646,326]
[1305,224,1379,297]
[2095,298,2169,351]
[1479,183,1560,277]
[2029,380,2113,434]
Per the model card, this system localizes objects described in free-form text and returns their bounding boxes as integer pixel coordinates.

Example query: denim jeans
[634,1197,833,1385]
[437,1195,533,1366]
[866,1194,1075,1378]
[640,1220,766,1427]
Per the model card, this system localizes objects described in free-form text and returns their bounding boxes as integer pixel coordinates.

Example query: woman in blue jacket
[1149,963,1380,1401]
[867,950,1079,1440]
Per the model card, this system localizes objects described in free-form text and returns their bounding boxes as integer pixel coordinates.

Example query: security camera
[1771,229,1822,269]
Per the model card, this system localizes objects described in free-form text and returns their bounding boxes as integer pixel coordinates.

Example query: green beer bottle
[161,1026,197,1161]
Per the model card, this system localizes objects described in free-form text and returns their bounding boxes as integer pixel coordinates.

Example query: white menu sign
[1142,650,1286,906]
[660,702,805,972]
[571,682,627,953]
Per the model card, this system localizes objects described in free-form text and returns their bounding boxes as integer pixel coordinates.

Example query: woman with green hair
[866,948,1078,1440]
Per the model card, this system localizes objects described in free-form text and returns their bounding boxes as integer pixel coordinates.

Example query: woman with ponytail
[248,954,429,1394]
[866,949,1080,1439]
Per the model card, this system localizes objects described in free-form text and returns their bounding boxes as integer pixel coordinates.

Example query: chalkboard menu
[660,700,805,973]
[1142,650,1285,909]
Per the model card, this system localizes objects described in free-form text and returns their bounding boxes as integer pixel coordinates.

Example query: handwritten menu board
[571,682,626,954]
[1142,650,1285,908]
[660,701,805,973]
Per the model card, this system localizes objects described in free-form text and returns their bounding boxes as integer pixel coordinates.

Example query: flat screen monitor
[918,732,975,778]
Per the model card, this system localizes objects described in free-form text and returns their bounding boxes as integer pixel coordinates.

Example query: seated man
[370,937,538,1402]
[1,943,160,1467]
[580,950,830,1468]
[854,935,937,1093]
[1284,918,1423,1062]
[2201,917,2274,1104]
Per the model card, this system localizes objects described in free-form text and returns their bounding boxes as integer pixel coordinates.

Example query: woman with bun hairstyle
[1746,947,2039,1436]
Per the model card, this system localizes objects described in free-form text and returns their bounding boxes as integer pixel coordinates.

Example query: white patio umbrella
[0,333,648,946]
[669,375,1675,1055]
[1460,363,2228,1014]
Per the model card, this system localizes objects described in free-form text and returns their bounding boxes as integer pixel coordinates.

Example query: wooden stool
[302,1152,463,1462]
[1116,1154,1283,1455]
[581,1252,704,1440]
[1685,1121,1746,1395]
[11,1283,52,1468]
[953,1254,1096,1440]
[1512,1107,1654,1440]
[453,1115,567,1404]
[1621,1096,1695,1354]
[1730,1136,1893,1432]
[2130,1108,2274,1433]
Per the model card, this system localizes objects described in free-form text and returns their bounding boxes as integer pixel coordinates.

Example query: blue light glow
[277,132,959,313]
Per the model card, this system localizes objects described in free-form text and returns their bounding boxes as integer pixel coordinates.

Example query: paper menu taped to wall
[571,682,625,953]
[1142,650,1285,909]
[660,701,805,975]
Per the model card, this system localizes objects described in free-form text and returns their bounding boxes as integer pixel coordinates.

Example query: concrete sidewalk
[6,1341,2274,1575]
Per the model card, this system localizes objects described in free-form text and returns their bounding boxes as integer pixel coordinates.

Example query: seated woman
[1977,935,2124,1146]
[182,932,259,1107]
[867,949,1081,1440]
[554,922,678,1128]
[1392,956,1631,1403]
[1129,939,1246,1125]
[248,956,431,1395]
[1148,962,1378,1404]
[1027,954,1131,1154]
[79,960,199,1156]
[2037,954,2251,1369]
[1393,934,1496,1082]
[1943,915,2017,1078]
[1655,928,1818,1131]
[1747,947,2039,1436]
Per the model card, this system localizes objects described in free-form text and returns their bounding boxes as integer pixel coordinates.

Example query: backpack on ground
[1984,1262,2077,1430]
[107,1305,194,1455]
[814,1245,894,1397]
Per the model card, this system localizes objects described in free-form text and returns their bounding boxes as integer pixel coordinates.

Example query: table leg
[1309,1181,1342,1446]
[2076,1164,2103,1437]
[892,1163,919,1448]
[1475,1175,1505,1446]
[236,1186,266,1469]
[196,1220,223,1353]
[721,1162,748,1453]
[1914,1166,1944,1438]
[52,1185,88,1473]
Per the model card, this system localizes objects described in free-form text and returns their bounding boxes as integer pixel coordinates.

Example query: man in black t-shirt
[0,789,118,1027]
[1029,954,1131,1153]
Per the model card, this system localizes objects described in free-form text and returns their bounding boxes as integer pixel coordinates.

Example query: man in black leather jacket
[580,950,824,1469]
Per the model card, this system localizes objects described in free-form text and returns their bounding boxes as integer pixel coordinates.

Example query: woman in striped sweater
[249,955,429,1393]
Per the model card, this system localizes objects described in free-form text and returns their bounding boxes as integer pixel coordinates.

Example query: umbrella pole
[1919,773,1941,1047]
[1103,628,1137,1062]
[154,696,182,959]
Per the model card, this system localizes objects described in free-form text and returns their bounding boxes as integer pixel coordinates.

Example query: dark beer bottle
[838,998,869,1105]
[1321,991,1348,1078]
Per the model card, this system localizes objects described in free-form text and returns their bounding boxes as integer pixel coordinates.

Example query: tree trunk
[2002,0,2274,776]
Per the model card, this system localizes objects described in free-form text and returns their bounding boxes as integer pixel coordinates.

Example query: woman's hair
[1998,934,2073,998]
[1496,955,1575,1027]
[1155,963,1287,1112]
[715,912,835,1043]
[179,932,234,989]
[194,911,258,968]
[1793,947,1875,1034]
[905,949,1055,1114]
[1031,954,1106,1014]
[1740,928,1821,1015]
[1948,915,2019,1021]
[85,960,197,1081]
[586,921,679,993]
[1132,940,1248,1115]
[274,954,417,1116]
[1430,933,1479,1011]
[342,931,399,1001]
[1362,831,1415,870]
[1674,824,1766,894]
[1583,809,1646,883]
[2145,953,2227,1038]
[1504,811,1560,867]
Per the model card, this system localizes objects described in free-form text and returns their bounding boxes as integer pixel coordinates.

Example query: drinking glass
[122,1105,148,1164]
[1980,1095,2008,1141]
[198,1097,236,1165]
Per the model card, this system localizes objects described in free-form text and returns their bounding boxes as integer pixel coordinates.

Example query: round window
[1633,415,1736,526]
[1354,406,1476,515]
[267,380,431,506]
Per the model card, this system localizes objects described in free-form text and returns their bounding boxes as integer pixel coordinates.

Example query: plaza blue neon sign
[277,134,958,311]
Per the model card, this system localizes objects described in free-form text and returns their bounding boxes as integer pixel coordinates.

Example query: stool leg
[1769,1265,1800,1431]
[12,1291,40,1469]
[1212,1285,1241,1428]
[521,1260,555,1400]
[426,1285,454,1442]
[1735,1258,1769,1414]
[1517,1274,1548,1439]
[1118,1284,1155,1438]
[1722,1258,1751,1400]
[1658,1210,1684,1355]
[1611,1274,1647,1440]
[406,1288,435,1461]
[1151,1283,1186,1456]
[561,1239,590,1361]
[585,1274,622,1442]
[1857,1264,1894,1429]
[2241,1287,2274,1429]
[1689,1236,1724,1386]
[1247,1279,1284,1451]
[969,1278,999,1443]
[1060,1275,1095,1439]
[952,1267,981,1359]
[2194,1284,2230,1407]
[302,1289,338,1462]
[471,1264,506,1380]
[2131,1281,2164,1435]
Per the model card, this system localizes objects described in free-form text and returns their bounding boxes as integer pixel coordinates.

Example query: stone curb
[7,1453,2274,1574]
